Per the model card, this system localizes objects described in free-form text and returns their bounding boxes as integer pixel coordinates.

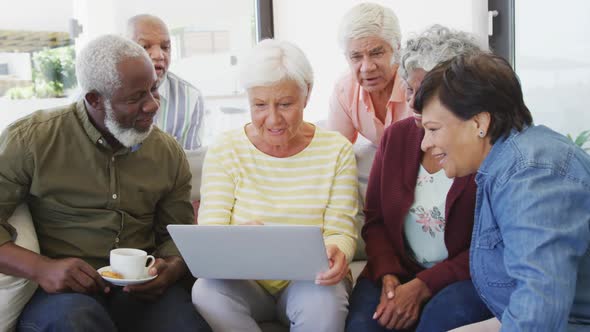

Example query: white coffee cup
[110,248,155,279]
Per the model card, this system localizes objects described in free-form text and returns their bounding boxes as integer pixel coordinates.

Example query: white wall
[273,0,489,122]
[76,0,253,49]
[0,0,72,32]
[73,0,118,49]
[74,0,254,97]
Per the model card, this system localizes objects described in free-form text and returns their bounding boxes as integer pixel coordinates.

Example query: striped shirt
[156,71,205,150]
[198,125,359,293]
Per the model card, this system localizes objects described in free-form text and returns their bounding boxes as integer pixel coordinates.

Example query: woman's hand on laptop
[315,244,348,286]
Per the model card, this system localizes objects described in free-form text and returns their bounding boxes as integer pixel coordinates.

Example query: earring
[478,130,485,138]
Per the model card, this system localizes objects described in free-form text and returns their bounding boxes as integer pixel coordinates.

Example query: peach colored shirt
[328,69,412,145]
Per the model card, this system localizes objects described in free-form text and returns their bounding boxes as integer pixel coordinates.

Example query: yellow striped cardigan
[198,125,359,293]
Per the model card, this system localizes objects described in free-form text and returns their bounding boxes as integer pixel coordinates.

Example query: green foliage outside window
[6,85,34,99]
[567,130,590,153]
[6,45,76,99]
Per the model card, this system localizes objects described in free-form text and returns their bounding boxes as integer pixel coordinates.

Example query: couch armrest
[350,260,367,285]
[0,204,39,332]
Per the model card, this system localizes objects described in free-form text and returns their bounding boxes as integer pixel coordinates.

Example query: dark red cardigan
[361,117,477,295]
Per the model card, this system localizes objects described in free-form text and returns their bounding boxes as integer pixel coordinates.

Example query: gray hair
[239,39,314,98]
[338,2,402,63]
[76,34,150,98]
[399,25,482,80]
[126,14,168,39]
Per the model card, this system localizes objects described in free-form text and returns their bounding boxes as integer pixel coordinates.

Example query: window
[0,6,75,131]
[489,0,590,139]
[0,0,273,146]
[173,29,231,56]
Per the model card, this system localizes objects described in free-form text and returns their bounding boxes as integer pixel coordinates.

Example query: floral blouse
[403,165,453,268]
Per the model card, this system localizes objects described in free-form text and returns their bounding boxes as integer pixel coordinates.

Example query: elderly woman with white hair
[192,39,359,332]
[328,2,412,145]
[346,26,492,332]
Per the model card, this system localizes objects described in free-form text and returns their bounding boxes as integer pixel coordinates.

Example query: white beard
[104,100,153,148]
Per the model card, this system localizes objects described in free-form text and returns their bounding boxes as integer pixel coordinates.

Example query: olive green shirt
[0,100,194,269]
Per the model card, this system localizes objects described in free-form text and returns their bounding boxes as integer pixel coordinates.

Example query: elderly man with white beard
[0,35,211,332]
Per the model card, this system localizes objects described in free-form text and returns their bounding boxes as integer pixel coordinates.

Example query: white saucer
[97,266,157,286]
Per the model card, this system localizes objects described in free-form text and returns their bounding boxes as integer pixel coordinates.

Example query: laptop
[167,224,330,280]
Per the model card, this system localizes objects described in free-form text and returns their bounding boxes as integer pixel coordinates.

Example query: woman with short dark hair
[346,26,492,332]
[415,52,590,330]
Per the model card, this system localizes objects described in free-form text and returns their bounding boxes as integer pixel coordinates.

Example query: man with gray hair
[127,14,205,150]
[0,34,210,331]
[328,2,411,146]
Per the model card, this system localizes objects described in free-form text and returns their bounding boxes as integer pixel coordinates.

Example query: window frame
[488,0,515,67]
[255,0,274,41]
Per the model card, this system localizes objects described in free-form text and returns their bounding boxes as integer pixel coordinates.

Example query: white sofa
[0,205,40,332]
[0,143,372,332]
[187,146,369,331]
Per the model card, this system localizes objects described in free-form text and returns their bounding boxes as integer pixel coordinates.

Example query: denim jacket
[471,125,590,331]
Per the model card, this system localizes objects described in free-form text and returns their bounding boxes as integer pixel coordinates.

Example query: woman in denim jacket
[413,53,590,331]
[346,26,492,332]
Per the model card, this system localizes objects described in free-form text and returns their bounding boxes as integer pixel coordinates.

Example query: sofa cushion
[352,138,377,262]
[0,204,39,332]
[185,146,208,202]
[192,201,200,224]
